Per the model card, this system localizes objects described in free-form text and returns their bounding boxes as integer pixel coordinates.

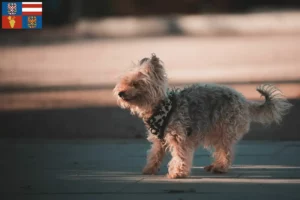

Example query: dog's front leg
[167,137,194,179]
[142,138,165,175]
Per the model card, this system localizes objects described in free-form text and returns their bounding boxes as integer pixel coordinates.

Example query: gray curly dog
[113,54,292,179]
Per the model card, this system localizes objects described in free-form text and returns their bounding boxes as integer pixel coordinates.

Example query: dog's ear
[142,53,164,75]
[149,53,163,69]
[139,57,150,65]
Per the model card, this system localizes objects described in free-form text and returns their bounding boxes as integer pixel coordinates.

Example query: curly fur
[113,54,293,179]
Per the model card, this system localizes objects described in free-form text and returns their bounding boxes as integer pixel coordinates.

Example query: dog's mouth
[120,96,134,102]
[118,91,139,102]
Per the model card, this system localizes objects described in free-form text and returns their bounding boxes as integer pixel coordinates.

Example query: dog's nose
[118,91,126,98]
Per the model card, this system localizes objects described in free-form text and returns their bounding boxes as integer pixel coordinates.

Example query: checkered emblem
[7,3,17,15]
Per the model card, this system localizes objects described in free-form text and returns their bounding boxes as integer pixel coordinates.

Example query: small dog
[113,54,292,179]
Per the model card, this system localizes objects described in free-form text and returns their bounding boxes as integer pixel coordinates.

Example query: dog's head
[113,54,168,116]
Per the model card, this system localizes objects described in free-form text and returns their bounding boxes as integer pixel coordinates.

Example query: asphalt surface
[2,139,300,200]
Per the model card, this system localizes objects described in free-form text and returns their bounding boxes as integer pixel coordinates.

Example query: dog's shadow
[189,165,300,179]
[156,160,300,179]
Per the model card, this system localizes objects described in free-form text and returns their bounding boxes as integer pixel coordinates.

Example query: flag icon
[22,15,42,29]
[2,2,22,16]
[22,2,42,16]
[1,2,43,29]
[2,15,22,29]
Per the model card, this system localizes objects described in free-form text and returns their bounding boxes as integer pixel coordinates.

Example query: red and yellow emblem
[2,15,22,29]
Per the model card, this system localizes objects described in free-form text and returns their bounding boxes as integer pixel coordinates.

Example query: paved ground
[2,139,300,200]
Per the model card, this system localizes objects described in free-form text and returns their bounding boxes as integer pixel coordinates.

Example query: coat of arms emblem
[28,16,37,28]
[7,3,17,15]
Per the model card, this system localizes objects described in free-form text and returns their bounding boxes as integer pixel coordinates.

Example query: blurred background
[0,0,299,140]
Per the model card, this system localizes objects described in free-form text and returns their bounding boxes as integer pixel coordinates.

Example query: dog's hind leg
[204,120,249,173]
[204,143,234,173]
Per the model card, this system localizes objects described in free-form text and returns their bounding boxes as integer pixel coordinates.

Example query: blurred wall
[43,0,300,26]
[82,0,300,17]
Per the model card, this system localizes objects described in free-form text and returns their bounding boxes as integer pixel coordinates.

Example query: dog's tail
[248,84,292,125]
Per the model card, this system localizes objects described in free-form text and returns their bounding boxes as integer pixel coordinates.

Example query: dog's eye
[132,82,138,87]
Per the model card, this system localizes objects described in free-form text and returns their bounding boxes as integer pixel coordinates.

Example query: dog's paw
[204,164,214,172]
[204,164,227,174]
[142,166,159,175]
[167,172,189,179]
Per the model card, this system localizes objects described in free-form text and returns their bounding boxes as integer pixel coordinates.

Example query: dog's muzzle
[118,91,132,101]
